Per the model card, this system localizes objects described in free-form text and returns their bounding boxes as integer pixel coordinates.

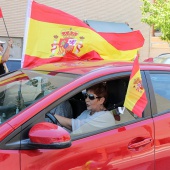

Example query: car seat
[106,79,128,121]
[69,92,86,118]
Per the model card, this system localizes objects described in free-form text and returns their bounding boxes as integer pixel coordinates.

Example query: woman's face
[85,89,105,114]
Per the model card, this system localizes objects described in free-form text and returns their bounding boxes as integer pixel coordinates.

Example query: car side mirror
[28,122,71,149]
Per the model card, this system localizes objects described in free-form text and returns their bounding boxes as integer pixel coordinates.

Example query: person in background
[0,38,13,75]
[54,83,115,134]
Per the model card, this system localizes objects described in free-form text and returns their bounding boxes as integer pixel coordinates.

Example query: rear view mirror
[28,122,71,149]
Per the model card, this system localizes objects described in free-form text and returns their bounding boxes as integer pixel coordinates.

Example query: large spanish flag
[22,0,144,68]
[124,56,147,117]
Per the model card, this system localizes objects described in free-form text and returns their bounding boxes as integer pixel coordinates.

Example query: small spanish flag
[0,73,29,86]
[0,8,3,18]
[124,56,147,117]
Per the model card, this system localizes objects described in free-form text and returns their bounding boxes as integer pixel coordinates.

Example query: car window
[154,53,170,64]
[150,74,170,114]
[48,76,142,138]
[0,69,79,124]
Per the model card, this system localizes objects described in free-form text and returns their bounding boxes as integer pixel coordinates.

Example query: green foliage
[140,0,170,41]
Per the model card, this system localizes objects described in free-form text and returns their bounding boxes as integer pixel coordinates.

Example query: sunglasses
[0,44,3,48]
[84,93,102,100]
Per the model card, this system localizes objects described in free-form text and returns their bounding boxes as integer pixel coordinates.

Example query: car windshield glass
[0,69,79,124]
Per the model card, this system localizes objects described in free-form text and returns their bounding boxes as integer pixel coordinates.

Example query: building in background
[0,0,167,70]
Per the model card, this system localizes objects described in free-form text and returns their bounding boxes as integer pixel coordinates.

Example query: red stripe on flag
[130,56,139,78]
[0,8,3,18]
[23,51,102,68]
[31,1,91,28]
[23,54,73,68]
[99,31,144,50]
[132,92,148,117]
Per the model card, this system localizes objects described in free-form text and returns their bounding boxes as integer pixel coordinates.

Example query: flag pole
[0,8,11,40]
[2,17,10,39]
[21,0,32,68]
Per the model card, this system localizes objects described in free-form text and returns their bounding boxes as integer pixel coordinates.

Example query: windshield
[0,69,79,124]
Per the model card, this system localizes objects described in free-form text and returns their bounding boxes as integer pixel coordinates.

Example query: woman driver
[54,83,115,134]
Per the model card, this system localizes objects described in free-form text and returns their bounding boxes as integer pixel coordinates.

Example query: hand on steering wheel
[45,113,62,127]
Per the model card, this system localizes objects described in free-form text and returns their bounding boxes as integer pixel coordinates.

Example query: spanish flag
[0,8,3,18]
[124,56,147,117]
[22,1,144,68]
[0,73,29,86]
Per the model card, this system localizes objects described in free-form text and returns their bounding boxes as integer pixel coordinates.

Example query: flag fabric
[22,1,144,68]
[0,8,3,18]
[99,31,144,51]
[0,73,29,86]
[124,56,148,117]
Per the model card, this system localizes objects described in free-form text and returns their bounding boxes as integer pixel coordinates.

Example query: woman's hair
[86,82,108,104]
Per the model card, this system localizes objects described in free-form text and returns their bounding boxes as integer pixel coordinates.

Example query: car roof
[26,60,170,75]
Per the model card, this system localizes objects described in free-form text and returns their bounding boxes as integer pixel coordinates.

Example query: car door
[19,71,155,170]
[147,71,170,170]
[0,124,20,170]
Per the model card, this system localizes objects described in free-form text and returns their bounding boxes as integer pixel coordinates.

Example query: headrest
[106,79,128,110]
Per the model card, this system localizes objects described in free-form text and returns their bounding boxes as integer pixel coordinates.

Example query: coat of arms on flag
[50,28,85,57]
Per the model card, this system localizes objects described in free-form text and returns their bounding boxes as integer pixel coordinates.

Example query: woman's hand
[54,114,72,130]
[1,38,13,63]
[7,38,13,48]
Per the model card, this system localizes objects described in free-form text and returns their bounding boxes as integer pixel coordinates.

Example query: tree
[140,0,170,41]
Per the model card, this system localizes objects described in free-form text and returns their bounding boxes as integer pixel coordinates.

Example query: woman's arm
[1,39,13,63]
[54,114,72,130]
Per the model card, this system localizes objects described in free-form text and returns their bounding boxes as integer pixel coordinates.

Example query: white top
[71,110,115,135]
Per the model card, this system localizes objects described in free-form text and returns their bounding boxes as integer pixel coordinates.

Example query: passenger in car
[54,83,115,134]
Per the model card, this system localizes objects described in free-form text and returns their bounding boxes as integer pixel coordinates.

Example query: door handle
[128,138,153,149]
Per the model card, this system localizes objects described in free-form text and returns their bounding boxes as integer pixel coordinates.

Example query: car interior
[68,78,130,120]
[50,77,138,128]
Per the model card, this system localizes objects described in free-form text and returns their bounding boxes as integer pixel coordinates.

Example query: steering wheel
[45,113,62,127]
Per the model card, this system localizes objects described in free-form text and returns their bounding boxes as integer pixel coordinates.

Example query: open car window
[0,69,79,124]
[47,76,144,138]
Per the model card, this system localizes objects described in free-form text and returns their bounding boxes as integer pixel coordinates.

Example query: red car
[0,60,170,170]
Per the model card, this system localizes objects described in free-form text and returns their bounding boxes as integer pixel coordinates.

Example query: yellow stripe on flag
[124,70,143,111]
[26,19,138,61]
